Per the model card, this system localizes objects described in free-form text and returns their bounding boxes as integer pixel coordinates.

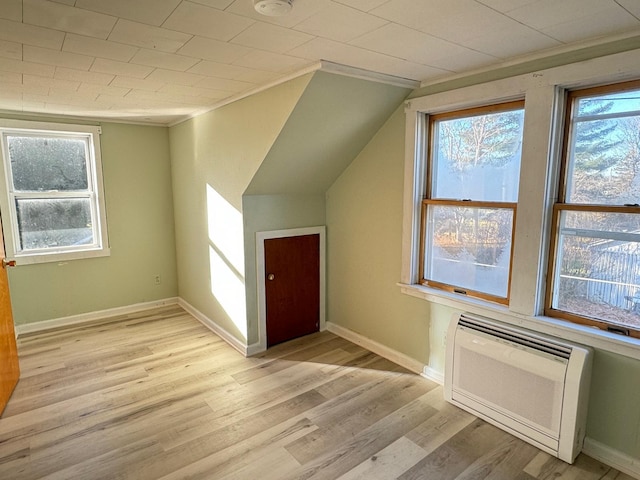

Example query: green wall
[246,72,411,196]
[587,350,640,456]
[326,107,430,363]
[169,71,409,347]
[8,122,178,324]
[241,73,409,345]
[168,74,312,344]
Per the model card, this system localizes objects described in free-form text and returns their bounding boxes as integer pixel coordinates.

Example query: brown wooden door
[265,234,320,347]
[0,220,18,416]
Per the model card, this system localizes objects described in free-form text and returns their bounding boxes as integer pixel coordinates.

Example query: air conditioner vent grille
[459,315,571,360]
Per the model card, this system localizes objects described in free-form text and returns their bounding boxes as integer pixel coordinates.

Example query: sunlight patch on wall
[206,184,247,339]
[207,184,244,273]
[209,245,247,339]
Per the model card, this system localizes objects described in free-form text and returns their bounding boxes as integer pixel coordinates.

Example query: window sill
[398,282,640,361]
[13,247,111,266]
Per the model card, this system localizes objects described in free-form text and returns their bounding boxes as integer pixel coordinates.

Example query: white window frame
[402,81,551,318]
[0,120,109,264]
[400,48,640,360]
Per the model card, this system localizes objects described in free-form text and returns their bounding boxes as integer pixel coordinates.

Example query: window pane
[16,198,93,250]
[567,91,640,205]
[553,210,640,329]
[576,89,640,117]
[6,135,88,191]
[425,205,514,298]
[432,108,524,201]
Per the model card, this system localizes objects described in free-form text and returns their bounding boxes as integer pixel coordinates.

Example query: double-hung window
[420,102,525,304]
[547,82,640,336]
[0,121,109,264]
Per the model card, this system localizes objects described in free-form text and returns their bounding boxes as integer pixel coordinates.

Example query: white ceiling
[1,0,640,125]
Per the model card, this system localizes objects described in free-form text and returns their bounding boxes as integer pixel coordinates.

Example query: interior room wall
[168,74,312,345]
[169,69,409,348]
[7,121,178,325]
[326,107,431,364]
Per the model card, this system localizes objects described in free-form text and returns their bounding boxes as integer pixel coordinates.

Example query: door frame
[256,226,326,352]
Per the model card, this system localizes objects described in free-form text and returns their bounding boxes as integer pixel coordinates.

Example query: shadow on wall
[206,183,247,341]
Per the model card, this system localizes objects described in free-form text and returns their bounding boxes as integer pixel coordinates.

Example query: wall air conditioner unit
[444,313,592,463]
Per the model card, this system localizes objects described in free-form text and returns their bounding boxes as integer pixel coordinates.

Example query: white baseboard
[177,298,260,357]
[246,342,266,356]
[422,365,444,385]
[15,297,179,336]
[325,321,426,375]
[583,437,640,478]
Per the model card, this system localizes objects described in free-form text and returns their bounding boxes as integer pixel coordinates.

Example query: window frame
[0,120,110,265]
[419,101,525,305]
[545,80,640,338]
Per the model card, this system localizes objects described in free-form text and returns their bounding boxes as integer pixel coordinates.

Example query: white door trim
[255,226,326,352]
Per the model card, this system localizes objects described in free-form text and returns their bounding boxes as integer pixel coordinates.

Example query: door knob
[267,273,275,281]
[2,259,16,268]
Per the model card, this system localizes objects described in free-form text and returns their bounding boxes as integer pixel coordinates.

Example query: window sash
[11,192,101,255]
[4,131,92,193]
[420,199,517,305]
[427,100,525,202]
[557,80,640,203]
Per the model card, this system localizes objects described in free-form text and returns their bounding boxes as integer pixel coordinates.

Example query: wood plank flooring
[0,305,634,479]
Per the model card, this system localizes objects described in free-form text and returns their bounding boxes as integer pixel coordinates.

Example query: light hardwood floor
[0,305,634,480]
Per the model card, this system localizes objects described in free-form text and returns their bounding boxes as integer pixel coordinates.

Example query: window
[0,121,109,264]
[547,82,640,335]
[420,101,525,304]
[403,52,640,353]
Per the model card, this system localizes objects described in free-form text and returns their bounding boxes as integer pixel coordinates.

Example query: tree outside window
[547,83,640,333]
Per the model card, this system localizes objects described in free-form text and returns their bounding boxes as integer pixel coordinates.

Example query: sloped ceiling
[244,70,411,195]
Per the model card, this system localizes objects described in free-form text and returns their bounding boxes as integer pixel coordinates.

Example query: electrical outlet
[154,274,161,285]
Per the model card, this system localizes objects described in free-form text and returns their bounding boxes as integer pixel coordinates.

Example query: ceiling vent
[254,0,293,16]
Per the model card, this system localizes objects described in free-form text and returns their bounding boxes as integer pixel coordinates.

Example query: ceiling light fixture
[254,0,293,17]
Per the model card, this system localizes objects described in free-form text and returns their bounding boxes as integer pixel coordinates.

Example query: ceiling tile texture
[0,0,638,125]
